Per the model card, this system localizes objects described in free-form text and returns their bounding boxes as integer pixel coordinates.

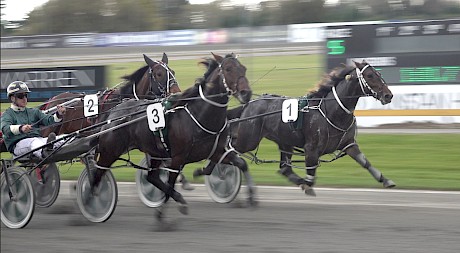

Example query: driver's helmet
[7,81,31,98]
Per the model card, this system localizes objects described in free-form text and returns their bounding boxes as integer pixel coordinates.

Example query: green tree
[17,0,162,35]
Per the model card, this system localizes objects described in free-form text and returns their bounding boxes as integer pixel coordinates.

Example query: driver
[1,81,66,159]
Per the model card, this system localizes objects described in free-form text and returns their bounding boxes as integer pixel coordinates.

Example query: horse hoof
[181,183,195,191]
[178,204,188,215]
[249,198,259,208]
[384,179,396,188]
[193,169,202,178]
[301,185,317,197]
[155,210,163,221]
[70,182,77,191]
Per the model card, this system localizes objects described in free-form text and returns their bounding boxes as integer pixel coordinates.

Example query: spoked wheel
[76,168,117,223]
[204,163,242,203]
[30,163,60,208]
[1,167,35,229]
[135,157,169,208]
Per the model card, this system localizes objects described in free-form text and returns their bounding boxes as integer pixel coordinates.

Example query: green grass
[46,133,460,190]
[2,54,459,190]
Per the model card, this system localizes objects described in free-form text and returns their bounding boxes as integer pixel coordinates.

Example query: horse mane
[118,65,150,96]
[307,65,355,98]
[172,54,234,107]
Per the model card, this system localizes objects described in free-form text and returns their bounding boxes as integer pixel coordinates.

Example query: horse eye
[366,73,374,79]
[225,67,232,72]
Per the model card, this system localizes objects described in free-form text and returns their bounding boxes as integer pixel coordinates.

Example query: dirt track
[2,183,460,253]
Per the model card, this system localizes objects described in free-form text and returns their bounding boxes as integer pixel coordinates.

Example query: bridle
[133,61,179,100]
[332,64,386,115]
[356,64,387,99]
[199,56,242,107]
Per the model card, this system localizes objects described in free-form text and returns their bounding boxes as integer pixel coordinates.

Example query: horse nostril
[384,94,393,101]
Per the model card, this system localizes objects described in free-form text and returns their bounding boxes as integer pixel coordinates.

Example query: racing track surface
[2,182,460,253]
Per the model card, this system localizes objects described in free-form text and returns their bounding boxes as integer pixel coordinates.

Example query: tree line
[1,0,459,36]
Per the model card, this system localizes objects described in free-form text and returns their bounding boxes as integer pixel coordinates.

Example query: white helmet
[7,81,31,97]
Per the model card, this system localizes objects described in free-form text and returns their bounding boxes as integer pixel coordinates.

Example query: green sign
[327,40,345,55]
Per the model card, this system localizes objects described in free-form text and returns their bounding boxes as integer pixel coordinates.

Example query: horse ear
[352,60,362,68]
[162,53,168,64]
[143,54,155,67]
[211,52,224,64]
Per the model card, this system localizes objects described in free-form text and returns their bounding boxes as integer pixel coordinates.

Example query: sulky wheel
[204,163,242,204]
[30,163,60,208]
[1,166,35,229]
[135,157,169,208]
[76,168,117,223]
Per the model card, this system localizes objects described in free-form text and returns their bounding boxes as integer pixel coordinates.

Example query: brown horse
[85,53,255,220]
[40,53,181,136]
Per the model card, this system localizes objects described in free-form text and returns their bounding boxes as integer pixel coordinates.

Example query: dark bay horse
[91,53,254,216]
[200,61,395,196]
[40,53,180,136]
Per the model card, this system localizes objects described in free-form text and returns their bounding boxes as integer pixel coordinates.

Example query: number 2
[87,99,94,113]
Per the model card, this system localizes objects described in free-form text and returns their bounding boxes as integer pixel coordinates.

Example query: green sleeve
[1,110,14,136]
[33,108,57,126]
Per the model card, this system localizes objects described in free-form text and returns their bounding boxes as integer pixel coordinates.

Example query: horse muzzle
[235,76,252,104]
[236,89,252,104]
[379,92,393,105]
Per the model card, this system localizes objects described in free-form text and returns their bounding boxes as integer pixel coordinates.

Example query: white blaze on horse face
[282,99,299,123]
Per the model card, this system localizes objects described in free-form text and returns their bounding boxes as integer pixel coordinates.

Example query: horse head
[211,53,252,104]
[352,60,393,105]
[141,53,181,98]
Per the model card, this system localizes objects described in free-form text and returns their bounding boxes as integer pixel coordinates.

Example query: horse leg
[193,161,216,177]
[276,145,304,184]
[299,144,321,196]
[277,144,314,193]
[346,145,396,188]
[221,152,257,207]
[165,168,188,216]
[145,169,188,215]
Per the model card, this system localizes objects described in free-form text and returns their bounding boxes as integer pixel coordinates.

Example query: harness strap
[183,104,228,135]
[332,86,352,114]
[132,82,140,100]
[167,104,228,162]
[217,145,235,165]
[198,85,228,107]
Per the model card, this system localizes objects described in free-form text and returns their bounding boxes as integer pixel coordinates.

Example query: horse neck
[188,79,229,132]
[133,72,151,99]
[323,78,361,123]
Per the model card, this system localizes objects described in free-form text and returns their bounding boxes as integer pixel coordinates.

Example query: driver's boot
[41,132,56,159]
